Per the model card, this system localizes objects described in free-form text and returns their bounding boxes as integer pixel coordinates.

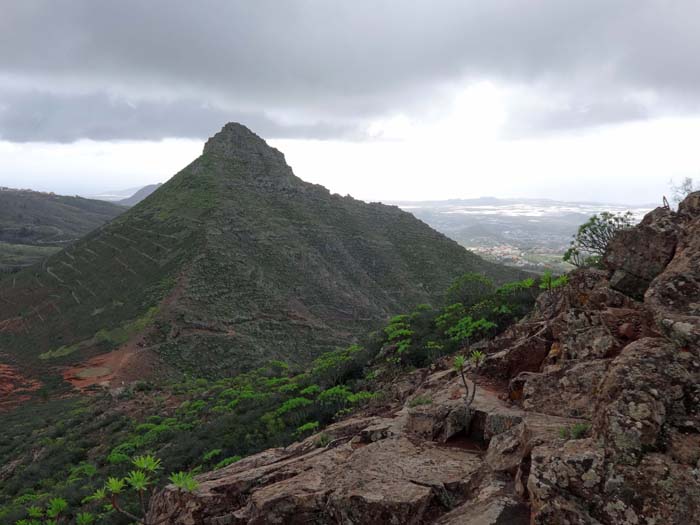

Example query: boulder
[603,207,679,299]
[645,199,700,347]
[435,474,529,525]
[513,360,609,418]
[484,422,530,472]
[480,324,551,379]
[528,440,606,524]
[594,337,700,463]
[405,401,470,442]
[593,453,700,524]
[148,430,483,524]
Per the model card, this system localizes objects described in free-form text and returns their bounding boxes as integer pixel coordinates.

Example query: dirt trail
[63,272,187,391]
[62,341,161,390]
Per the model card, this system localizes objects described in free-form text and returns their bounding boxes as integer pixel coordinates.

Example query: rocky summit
[148,192,700,524]
[0,123,520,393]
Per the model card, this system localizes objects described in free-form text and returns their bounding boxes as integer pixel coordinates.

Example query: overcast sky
[1,0,699,204]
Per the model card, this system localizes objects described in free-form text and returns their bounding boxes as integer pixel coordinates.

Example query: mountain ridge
[0,123,524,393]
[0,188,125,272]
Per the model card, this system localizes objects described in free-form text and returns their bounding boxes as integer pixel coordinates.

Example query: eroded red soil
[62,342,162,390]
[0,316,28,334]
[0,363,42,411]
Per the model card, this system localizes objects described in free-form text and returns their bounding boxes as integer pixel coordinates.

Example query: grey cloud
[0,90,353,142]
[503,94,652,138]
[1,0,700,142]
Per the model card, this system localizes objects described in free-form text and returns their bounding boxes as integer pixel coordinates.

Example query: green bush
[213,456,241,470]
[446,273,495,308]
[564,212,633,268]
[295,421,320,436]
[559,422,590,440]
[408,395,432,407]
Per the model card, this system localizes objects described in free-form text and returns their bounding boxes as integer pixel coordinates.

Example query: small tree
[539,270,568,298]
[16,498,68,525]
[446,316,496,348]
[670,177,696,205]
[453,355,476,412]
[446,273,494,308]
[89,454,198,525]
[469,350,485,367]
[563,211,634,267]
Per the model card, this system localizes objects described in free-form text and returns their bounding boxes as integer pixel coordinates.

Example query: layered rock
[148,369,582,525]
[149,192,700,524]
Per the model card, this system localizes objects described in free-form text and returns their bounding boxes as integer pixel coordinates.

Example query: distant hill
[0,123,524,387]
[116,183,162,207]
[85,186,145,202]
[0,188,125,271]
[391,197,653,272]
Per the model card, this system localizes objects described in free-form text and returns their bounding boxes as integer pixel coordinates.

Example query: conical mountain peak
[0,122,523,384]
[202,122,286,165]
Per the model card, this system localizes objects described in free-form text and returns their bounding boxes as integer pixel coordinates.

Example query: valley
[394,198,654,273]
[0,188,125,273]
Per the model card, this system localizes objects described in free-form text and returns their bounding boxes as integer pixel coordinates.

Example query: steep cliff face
[148,192,700,524]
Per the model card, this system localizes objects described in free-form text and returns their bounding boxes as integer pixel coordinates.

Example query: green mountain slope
[0,188,125,271]
[0,123,524,385]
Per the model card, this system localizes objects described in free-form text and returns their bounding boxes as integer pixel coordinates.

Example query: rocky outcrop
[604,207,680,299]
[519,193,700,524]
[149,192,700,524]
[148,368,583,525]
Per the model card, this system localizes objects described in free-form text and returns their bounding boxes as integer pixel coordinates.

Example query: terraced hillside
[0,123,524,392]
[0,188,125,271]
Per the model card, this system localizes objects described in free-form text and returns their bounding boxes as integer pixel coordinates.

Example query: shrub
[89,453,200,524]
[347,391,377,406]
[469,350,485,366]
[295,421,320,436]
[447,316,496,347]
[570,422,590,439]
[563,212,634,267]
[559,423,590,440]
[310,345,368,387]
[169,472,199,492]
[275,397,313,417]
[446,273,495,308]
[213,456,241,469]
[299,385,321,397]
[202,449,222,462]
[408,395,432,407]
[539,271,569,297]
[316,433,331,447]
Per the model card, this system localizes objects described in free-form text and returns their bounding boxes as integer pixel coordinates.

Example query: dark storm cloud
[1,0,699,142]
